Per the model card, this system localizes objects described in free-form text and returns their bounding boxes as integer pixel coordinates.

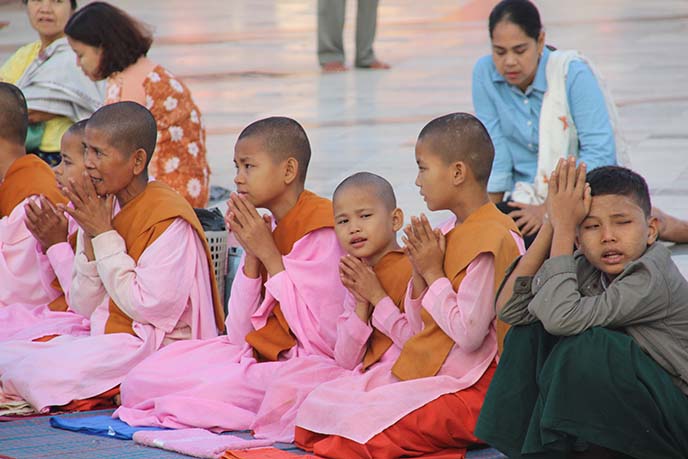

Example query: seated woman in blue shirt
[472,0,688,245]
[472,0,617,244]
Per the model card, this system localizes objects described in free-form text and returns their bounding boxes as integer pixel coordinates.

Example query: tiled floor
[2,0,687,243]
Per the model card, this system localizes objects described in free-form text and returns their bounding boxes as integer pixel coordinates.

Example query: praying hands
[59,172,115,239]
[402,214,446,286]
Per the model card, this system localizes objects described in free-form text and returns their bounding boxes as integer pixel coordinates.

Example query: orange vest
[0,154,67,217]
[361,250,413,371]
[391,203,521,380]
[245,190,334,362]
[103,182,225,335]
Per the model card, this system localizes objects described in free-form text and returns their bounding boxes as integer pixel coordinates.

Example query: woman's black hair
[22,0,78,10]
[489,0,542,40]
[64,2,153,80]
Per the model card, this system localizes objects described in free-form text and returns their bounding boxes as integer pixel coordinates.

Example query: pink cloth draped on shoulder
[0,218,217,411]
[114,228,346,433]
[294,231,525,444]
[0,213,90,342]
[0,199,60,309]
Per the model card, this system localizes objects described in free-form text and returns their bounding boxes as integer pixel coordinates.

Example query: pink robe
[250,281,423,442]
[0,198,60,308]
[0,212,90,342]
[114,228,346,432]
[294,232,525,444]
[0,218,218,411]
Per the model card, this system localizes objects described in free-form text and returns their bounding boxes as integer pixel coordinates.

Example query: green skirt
[475,323,688,459]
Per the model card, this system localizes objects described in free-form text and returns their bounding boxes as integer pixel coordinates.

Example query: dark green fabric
[25,122,46,152]
[475,324,688,459]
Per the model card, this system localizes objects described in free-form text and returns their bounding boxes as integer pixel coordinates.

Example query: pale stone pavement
[2,0,687,270]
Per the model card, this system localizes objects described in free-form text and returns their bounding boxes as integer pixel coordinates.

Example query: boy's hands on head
[25,196,69,253]
[547,157,592,258]
[227,193,284,276]
[402,214,446,286]
[339,255,387,309]
[546,157,591,231]
[60,172,114,238]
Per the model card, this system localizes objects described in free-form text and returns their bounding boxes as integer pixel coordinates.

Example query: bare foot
[357,59,391,70]
[321,61,348,73]
[653,207,688,243]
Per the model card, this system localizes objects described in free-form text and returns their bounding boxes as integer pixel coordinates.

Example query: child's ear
[647,215,660,245]
[452,161,466,186]
[391,208,404,232]
[131,148,148,176]
[284,157,299,185]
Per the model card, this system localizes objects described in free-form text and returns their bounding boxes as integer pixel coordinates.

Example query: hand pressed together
[25,195,69,253]
[402,214,446,286]
[59,172,114,238]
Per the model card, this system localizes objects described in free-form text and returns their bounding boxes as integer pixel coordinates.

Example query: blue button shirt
[472,47,617,194]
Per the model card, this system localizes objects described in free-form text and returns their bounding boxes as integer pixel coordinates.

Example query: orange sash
[103,181,224,335]
[361,250,413,371]
[245,190,334,362]
[392,203,521,380]
[0,154,66,217]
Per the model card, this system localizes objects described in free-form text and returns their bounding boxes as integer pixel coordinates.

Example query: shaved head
[65,119,88,139]
[417,113,495,184]
[0,83,28,146]
[237,116,311,183]
[334,172,397,211]
[86,102,157,167]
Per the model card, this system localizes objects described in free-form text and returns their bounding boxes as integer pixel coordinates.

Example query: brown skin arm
[28,110,59,124]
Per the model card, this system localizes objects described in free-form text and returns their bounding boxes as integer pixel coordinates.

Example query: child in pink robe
[114,117,347,433]
[0,84,67,310]
[0,102,221,412]
[248,172,427,443]
[0,121,91,342]
[294,113,525,458]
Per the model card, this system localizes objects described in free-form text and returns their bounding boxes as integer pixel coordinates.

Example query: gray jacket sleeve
[528,254,669,335]
[497,256,540,325]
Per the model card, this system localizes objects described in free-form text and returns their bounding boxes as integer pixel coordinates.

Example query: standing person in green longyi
[318,0,390,72]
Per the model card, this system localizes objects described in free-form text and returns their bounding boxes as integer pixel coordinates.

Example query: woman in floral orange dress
[65,1,210,207]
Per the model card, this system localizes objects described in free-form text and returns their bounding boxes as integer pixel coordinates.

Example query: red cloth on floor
[295,360,496,459]
[57,386,120,412]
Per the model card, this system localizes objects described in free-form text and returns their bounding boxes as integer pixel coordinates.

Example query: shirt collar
[489,46,551,93]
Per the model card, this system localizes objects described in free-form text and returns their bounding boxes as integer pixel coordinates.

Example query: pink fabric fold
[115,228,346,434]
[133,429,273,459]
[0,218,217,411]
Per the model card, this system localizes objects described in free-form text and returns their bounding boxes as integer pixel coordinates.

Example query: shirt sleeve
[421,253,496,352]
[91,219,203,333]
[225,255,263,346]
[497,256,540,325]
[528,255,669,335]
[371,279,425,347]
[263,229,346,357]
[45,241,76,304]
[472,56,514,194]
[70,229,108,318]
[334,293,373,370]
[566,60,617,170]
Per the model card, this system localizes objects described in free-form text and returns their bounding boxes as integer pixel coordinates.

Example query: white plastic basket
[205,230,228,302]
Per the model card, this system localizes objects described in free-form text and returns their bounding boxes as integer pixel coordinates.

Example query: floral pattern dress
[106,65,210,208]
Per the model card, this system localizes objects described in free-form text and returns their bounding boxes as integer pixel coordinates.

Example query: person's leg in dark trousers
[354,0,378,67]
[317,0,346,68]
